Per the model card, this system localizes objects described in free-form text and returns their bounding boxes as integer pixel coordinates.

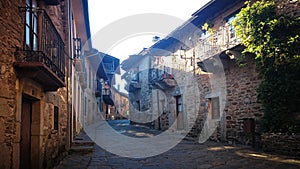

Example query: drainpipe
[67,0,73,150]
[157,90,161,130]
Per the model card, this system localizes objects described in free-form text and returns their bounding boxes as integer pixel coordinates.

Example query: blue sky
[88,0,210,61]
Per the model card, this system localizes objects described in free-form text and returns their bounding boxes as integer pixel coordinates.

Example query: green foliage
[233,0,300,133]
[201,22,214,34]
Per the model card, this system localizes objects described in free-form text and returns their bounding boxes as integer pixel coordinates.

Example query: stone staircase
[69,131,95,154]
[184,119,204,141]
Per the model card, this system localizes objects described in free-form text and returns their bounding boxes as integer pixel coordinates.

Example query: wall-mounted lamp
[178,46,186,58]
[244,96,252,105]
[51,46,58,58]
[225,50,240,60]
[73,37,82,59]
[178,46,197,74]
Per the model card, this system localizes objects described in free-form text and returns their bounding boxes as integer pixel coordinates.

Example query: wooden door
[176,96,184,130]
[20,99,32,169]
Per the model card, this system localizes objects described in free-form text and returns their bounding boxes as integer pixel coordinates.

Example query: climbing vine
[232,0,300,133]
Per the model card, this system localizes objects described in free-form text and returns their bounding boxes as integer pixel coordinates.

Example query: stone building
[111,86,129,120]
[122,0,264,145]
[126,0,300,147]
[189,0,262,144]
[71,0,96,140]
[122,40,201,132]
[190,0,300,146]
[94,52,120,120]
[121,49,156,126]
[0,0,93,168]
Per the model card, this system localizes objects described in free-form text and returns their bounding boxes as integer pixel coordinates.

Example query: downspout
[157,90,161,130]
[67,0,73,149]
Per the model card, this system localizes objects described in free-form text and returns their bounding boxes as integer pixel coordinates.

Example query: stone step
[69,134,95,154]
[72,133,95,146]
[72,140,95,147]
[69,145,94,154]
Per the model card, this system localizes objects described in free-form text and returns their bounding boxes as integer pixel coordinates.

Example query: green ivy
[232,0,300,133]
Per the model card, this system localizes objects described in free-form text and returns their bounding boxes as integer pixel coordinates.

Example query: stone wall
[152,89,172,130]
[187,55,263,145]
[45,0,69,45]
[187,73,211,139]
[223,55,263,145]
[276,0,300,17]
[150,59,201,133]
[43,89,69,168]
[184,0,264,145]
[129,57,153,126]
[140,57,152,112]
[0,0,26,168]
[261,133,300,157]
[182,0,300,148]
[0,1,70,168]
[111,87,129,119]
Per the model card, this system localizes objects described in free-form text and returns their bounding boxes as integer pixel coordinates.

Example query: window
[175,95,184,129]
[54,106,59,130]
[136,101,140,111]
[103,62,114,74]
[209,97,220,119]
[132,71,139,82]
[176,95,183,115]
[73,37,82,59]
[226,15,237,39]
[25,0,38,50]
[89,67,92,89]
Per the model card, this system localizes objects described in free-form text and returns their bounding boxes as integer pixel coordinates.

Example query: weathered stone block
[0,143,12,169]
[0,99,15,116]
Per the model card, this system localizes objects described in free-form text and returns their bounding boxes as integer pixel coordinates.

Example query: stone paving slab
[54,120,300,169]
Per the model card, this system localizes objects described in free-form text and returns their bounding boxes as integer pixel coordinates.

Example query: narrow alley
[54,120,300,169]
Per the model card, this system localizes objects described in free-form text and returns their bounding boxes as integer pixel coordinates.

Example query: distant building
[94,52,120,120]
[71,0,96,139]
[0,0,91,168]
[122,0,264,145]
[121,49,155,126]
[111,86,129,120]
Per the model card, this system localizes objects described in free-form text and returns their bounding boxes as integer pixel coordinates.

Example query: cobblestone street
[54,120,300,169]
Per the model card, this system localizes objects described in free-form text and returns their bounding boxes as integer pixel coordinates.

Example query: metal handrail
[196,24,242,60]
[18,6,66,80]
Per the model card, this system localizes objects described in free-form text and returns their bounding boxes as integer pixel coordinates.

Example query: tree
[232,0,300,133]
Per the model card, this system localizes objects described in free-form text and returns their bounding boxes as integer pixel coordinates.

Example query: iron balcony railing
[95,80,102,97]
[103,62,115,75]
[17,7,65,82]
[73,37,82,59]
[196,24,241,60]
[15,50,65,81]
[149,69,176,89]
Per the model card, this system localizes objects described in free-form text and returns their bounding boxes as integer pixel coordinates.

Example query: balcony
[197,24,241,61]
[73,59,83,72]
[14,7,65,91]
[103,62,115,75]
[95,90,101,97]
[95,80,102,97]
[130,81,141,89]
[78,72,87,89]
[124,82,140,93]
[73,38,84,72]
[151,73,177,90]
[44,0,60,6]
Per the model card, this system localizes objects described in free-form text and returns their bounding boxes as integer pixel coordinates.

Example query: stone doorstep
[69,145,94,154]
[72,140,95,147]
[70,133,95,154]
[70,140,95,154]
[183,136,198,142]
